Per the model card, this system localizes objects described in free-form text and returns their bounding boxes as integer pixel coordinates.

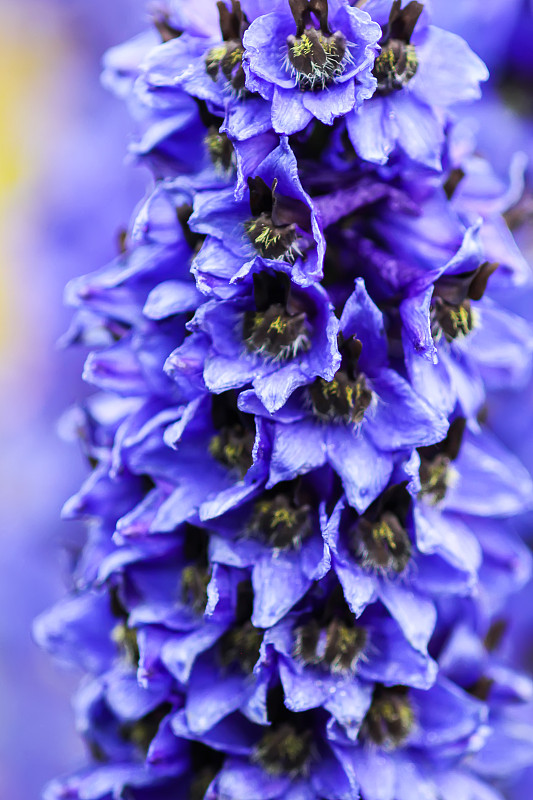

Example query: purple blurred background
[0,2,145,796]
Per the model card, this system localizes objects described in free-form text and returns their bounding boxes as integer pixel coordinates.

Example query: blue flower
[346,1,489,167]
[242,0,381,133]
[239,279,448,510]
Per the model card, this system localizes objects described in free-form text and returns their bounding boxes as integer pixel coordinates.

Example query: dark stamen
[309,336,372,424]
[249,482,313,549]
[443,167,466,200]
[121,702,173,755]
[153,13,182,42]
[255,689,314,777]
[360,685,414,748]
[373,1,423,95]
[295,617,367,673]
[205,1,249,93]
[350,483,412,573]
[181,565,211,614]
[112,623,140,666]
[209,392,255,476]
[243,272,310,361]
[430,262,497,343]
[431,297,475,342]
[219,621,263,673]
[189,744,225,800]
[418,417,466,503]
[205,129,235,173]
[245,178,300,261]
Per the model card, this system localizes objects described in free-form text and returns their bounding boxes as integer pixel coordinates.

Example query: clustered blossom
[36,1,533,799]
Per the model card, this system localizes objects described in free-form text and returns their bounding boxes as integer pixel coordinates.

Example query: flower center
[373,39,418,94]
[294,617,367,673]
[353,511,411,574]
[360,686,414,749]
[244,214,298,261]
[418,453,452,503]
[219,621,263,673]
[243,271,311,361]
[310,372,372,423]
[181,565,211,614]
[180,526,211,614]
[249,488,312,549]
[209,393,255,476]
[206,41,246,92]
[431,298,477,342]
[373,0,423,95]
[219,579,263,673]
[189,744,225,800]
[255,722,313,777]
[112,623,140,666]
[418,417,466,503]
[286,28,347,90]
[310,335,372,424]
[209,426,255,474]
[121,703,172,755]
[204,129,235,173]
[243,303,310,361]
[205,0,249,93]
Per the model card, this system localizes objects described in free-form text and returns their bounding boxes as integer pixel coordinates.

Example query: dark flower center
[431,297,476,342]
[209,392,255,476]
[206,41,246,91]
[209,426,255,474]
[249,486,313,549]
[360,686,414,748]
[181,565,211,614]
[418,417,466,503]
[310,371,372,423]
[373,40,418,94]
[180,526,211,614]
[244,214,299,261]
[286,0,347,90]
[218,579,263,673]
[418,452,452,503]
[430,261,497,344]
[205,0,249,93]
[243,271,311,361]
[219,620,263,673]
[243,304,310,361]
[204,129,235,173]
[255,722,313,777]
[112,623,140,667]
[287,29,347,90]
[373,0,423,95]
[354,511,412,574]
[121,702,172,755]
[189,744,225,800]
[294,617,367,673]
[245,176,312,263]
[310,335,373,424]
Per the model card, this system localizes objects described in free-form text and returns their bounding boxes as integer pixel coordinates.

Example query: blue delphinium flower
[242,0,381,133]
[36,1,533,799]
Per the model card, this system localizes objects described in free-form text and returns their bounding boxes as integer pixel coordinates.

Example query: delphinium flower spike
[36,2,533,800]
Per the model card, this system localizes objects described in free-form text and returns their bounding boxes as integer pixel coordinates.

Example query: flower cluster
[36,2,533,799]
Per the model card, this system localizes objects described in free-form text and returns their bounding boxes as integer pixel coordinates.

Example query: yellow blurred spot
[0,6,70,362]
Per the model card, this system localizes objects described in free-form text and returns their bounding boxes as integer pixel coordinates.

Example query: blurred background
[0,1,532,799]
[0,1,146,796]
